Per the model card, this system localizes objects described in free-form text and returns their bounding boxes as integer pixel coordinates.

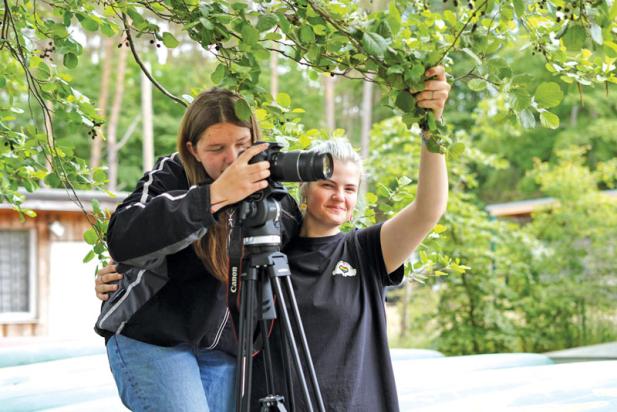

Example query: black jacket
[94,153,301,354]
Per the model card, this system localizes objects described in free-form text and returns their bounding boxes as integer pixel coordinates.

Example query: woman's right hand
[210,143,271,213]
[95,263,123,301]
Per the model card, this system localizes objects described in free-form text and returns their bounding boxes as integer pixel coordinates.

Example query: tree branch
[116,114,141,151]
[438,0,490,64]
[121,13,187,107]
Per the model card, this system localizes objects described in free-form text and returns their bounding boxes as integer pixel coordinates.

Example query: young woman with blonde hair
[96,65,450,411]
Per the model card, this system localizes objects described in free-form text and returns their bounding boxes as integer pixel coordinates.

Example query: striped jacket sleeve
[106,153,216,272]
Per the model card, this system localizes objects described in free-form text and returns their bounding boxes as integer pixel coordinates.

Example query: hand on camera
[95,262,122,301]
[210,143,271,213]
[415,65,451,122]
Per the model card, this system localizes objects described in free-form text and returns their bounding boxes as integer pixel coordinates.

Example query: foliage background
[2,0,616,354]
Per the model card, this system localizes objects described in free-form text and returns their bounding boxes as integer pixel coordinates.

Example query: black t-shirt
[251,223,404,411]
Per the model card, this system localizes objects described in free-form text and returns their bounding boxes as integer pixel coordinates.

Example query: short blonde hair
[299,138,363,207]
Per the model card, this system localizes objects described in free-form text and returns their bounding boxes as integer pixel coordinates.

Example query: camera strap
[227,210,243,334]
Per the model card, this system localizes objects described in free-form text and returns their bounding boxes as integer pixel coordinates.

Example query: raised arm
[381,66,450,273]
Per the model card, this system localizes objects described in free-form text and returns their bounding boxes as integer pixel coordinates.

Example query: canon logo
[230,267,238,293]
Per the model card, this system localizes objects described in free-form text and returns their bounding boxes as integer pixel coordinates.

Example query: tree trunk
[323,75,336,131]
[270,48,279,98]
[570,104,579,127]
[343,91,354,140]
[141,63,154,172]
[90,37,114,169]
[107,44,128,192]
[360,78,374,161]
[359,76,374,204]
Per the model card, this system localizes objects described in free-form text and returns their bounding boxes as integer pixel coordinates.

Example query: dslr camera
[250,142,333,183]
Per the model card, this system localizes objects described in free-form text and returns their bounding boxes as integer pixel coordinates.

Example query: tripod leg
[260,317,275,395]
[235,273,248,412]
[282,276,326,412]
[280,327,295,412]
[236,268,258,412]
[270,276,314,412]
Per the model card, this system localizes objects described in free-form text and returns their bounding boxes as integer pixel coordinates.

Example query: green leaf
[276,92,291,107]
[63,53,78,69]
[467,79,487,91]
[127,8,147,29]
[23,209,37,218]
[84,228,98,245]
[361,32,388,59]
[511,90,531,111]
[211,64,226,84]
[50,23,68,37]
[590,24,603,45]
[299,26,315,44]
[512,0,525,18]
[387,3,401,35]
[376,20,392,40]
[241,23,259,45]
[44,172,61,187]
[518,109,536,129]
[402,112,422,128]
[78,15,99,32]
[100,22,117,37]
[91,198,102,215]
[94,243,106,254]
[540,111,560,129]
[449,142,466,157]
[83,249,96,263]
[234,99,252,121]
[405,64,425,85]
[534,82,563,108]
[562,24,586,51]
[93,168,107,183]
[306,46,321,62]
[398,176,412,186]
[611,1,617,20]
[366,192,378,204]
[604,41,617,58]
[461,48,482,66]
[395,90,415,112]
[257,14,278,32]
[313,25,327,36]
[162,32,179,48]
[35,61,51,79]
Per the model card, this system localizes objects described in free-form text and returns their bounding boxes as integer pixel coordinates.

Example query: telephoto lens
[252,142,333,182]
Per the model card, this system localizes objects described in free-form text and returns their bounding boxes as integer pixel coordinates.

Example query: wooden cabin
[0,189,124,338]
[486,190,617,222]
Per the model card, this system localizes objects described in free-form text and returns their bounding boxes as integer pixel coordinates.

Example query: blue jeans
[107,334,236,411]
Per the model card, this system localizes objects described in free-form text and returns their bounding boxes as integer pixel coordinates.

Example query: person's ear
[186,141,200,163]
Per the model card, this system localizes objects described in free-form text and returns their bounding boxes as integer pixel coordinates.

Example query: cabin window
[0,230,36,321]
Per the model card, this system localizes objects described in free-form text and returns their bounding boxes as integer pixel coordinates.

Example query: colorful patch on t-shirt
[332,260,356,277]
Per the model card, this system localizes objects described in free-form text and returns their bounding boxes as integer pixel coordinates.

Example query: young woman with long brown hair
[94,88,301,412]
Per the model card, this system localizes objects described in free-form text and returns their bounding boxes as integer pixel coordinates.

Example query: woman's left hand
[415,65,451,122]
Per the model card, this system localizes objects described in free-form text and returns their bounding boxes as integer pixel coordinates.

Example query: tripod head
[236,183,288,253]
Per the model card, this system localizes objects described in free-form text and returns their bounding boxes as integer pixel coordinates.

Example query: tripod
[229,191,326,412]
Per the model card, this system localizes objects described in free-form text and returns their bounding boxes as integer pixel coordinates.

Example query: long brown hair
[177,88,260,282]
